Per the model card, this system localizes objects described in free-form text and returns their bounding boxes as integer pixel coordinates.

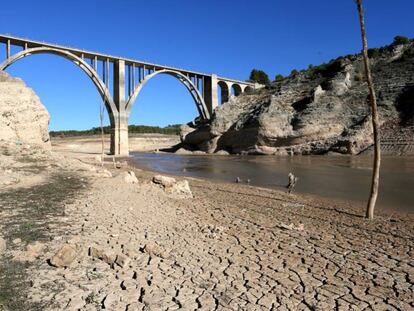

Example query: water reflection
[129,153,414,214]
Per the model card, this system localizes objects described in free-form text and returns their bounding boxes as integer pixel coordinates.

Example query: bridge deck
[0,34,254,86]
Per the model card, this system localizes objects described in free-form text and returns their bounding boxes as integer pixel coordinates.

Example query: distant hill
[50,124,181,137]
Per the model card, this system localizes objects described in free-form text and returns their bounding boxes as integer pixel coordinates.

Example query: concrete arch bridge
[0,34,260,155]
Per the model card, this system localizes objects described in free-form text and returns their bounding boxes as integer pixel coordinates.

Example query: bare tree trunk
[99,98,105,166]
[355,0,381,219]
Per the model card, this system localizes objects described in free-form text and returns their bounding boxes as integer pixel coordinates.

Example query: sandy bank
[51,133,180,156]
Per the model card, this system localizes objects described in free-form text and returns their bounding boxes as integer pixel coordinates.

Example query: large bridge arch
[125,69,210,120]
[0,47,117,122]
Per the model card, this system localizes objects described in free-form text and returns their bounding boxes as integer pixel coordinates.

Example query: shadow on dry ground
[0,171,87,311]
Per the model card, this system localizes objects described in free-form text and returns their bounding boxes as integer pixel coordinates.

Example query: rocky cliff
[182,42,414,155]
[0,71,51,149]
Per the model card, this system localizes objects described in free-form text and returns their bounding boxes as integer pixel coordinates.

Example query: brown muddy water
[129,152,414,214]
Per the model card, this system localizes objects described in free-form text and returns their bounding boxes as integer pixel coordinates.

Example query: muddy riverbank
[129,152,414,214]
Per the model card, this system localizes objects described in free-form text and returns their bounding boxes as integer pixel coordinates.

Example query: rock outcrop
[182,42,414,155]
[0,71,51,149]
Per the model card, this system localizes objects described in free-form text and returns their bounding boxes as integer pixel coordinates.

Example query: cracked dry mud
[18,163,413,311]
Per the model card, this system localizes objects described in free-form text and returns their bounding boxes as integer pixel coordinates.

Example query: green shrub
[312,59,343,78]
[249,69,270,85]
[368,48,380,58]
[393,35,410,45]
[354,73,364,82]
[275,74,284,82]
[290,69,299,76]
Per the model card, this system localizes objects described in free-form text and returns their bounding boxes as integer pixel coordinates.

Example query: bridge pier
[110,112,129,156]
[111,59,129,156]
[203,74,219,116]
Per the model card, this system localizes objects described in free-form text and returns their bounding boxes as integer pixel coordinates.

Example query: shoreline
[125,152,414,214]
[127,158,413,219]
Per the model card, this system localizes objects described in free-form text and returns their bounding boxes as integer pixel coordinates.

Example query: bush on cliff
[249,69,270,85]
[275,74,284,82]
[393,35,410,45]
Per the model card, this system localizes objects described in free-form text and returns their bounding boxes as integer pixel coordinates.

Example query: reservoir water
[130,152,414,214]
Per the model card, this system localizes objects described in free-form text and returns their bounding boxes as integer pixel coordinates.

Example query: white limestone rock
[0,71,51,149]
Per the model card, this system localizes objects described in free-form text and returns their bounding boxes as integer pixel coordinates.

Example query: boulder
[174,148,194,155]
[0,72,50,149]
[120,171,138,184]
[50,245,77,267]
[215,150,230,155]
[167,180,193,198]
[152,175,193,198]
[152,175,176,188]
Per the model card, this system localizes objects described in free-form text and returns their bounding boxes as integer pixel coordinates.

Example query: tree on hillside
[275,74,284,82]
[393,35,410,45]
[249,69,270,85]
[355,0,381,219]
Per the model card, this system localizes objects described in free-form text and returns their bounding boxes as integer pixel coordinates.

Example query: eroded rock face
[0,71,51,149]
[183,43,414,155]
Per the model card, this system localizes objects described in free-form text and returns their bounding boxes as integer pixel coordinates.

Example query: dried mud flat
[0,145,413,310]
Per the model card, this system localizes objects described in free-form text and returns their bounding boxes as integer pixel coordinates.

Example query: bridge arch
[217,80,230,105]
[0,47,117,122]
[126,69,210,120]
[231,84,242,97]
[243,85,254,94]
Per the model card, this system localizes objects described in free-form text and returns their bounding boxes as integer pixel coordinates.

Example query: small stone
[12,238,21,245]
[102,250,117,265]
[143,242,169,259]
[26,241,44,257]
[50,245,77,267]
[126,302,146,310]
[115,254,131,268]
[120,279,137,291]
[66,296,85,309]
[103,293,119,309]
[0,237,6,255]
[89,246,104,259]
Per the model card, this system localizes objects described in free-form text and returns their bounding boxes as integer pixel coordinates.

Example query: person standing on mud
[287,172,298,194]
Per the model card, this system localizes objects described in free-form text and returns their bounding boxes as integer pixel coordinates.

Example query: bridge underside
[0,35,260,156]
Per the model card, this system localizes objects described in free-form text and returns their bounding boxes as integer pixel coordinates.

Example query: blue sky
[0,0,413,130]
